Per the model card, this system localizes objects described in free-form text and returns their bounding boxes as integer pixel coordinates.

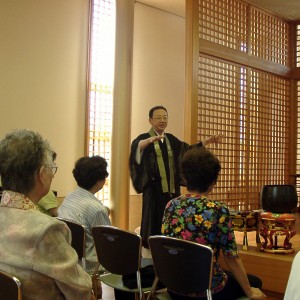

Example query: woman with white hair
[0,129,95,300]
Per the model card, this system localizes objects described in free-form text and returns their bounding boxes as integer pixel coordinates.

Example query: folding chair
[147,236,214,300]
[0,270,22,300]
[92,225,153,300]
[56,217,86,271]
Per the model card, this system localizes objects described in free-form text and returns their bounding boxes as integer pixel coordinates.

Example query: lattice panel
[198,56,246,209]
[297,25,300,68]
[199,0,248,51]
[199,0,290,66]
[248,70,290,184]
[293,81,300,209]
[251,7,289,65]
[198,55,290,210]
[89,84,113,158]
[297,81,300,173]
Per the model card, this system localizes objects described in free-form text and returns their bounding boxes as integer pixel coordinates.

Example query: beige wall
[130,2,186,194]
[0,0,89,196]
[0,1,185,228]
[129,3,185,229]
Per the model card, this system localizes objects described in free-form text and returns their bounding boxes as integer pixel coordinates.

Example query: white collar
[153,130,165,137]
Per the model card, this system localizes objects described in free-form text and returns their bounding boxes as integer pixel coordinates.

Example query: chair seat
[100,273,152,293]
[152,292,172,300]
[141,257,153,268]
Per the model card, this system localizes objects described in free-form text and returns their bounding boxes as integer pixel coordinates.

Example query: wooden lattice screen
[86,0,115,205]
[297,24,300,68]
[196,0,291,210]
[296,81,300,201]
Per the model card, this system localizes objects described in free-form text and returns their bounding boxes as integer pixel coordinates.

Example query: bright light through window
[87,0,116,206]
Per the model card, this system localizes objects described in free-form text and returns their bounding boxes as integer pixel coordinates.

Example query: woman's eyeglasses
[44,165,58,175]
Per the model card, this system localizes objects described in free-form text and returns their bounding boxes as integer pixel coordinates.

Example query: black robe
[129,131,201,247]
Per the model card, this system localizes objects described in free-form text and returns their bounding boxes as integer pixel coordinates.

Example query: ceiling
[136,0,185,17]
[137,0,300,21]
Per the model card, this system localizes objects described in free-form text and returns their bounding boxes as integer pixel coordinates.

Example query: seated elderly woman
[161,147,266,300]
[0,129,95,300]
[58,155,111,275]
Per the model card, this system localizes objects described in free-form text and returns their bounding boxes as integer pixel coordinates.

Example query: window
[86,0,116,205]
[197,0,291,210]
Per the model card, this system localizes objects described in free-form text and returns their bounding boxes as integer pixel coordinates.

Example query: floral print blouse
[162,194,239,295]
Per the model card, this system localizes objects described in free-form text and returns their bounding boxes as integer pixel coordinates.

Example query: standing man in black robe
[129,105,223,248]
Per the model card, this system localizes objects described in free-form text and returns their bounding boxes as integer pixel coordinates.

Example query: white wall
[0,0,89,196]
[131,3,186,195]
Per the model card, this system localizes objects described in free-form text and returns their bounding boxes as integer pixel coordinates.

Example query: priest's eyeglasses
[152,116,168,121]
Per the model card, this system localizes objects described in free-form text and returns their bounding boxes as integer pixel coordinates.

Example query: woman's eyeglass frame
[44,165,58,175]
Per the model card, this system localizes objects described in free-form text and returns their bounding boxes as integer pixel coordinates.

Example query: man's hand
[211,133,225,144]
[139,135,164,152]
[203,134,225,146]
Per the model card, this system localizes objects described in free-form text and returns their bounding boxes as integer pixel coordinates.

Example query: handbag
[122,264,156,289]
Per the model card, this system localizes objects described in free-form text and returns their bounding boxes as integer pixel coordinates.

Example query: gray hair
[0,129,55,194]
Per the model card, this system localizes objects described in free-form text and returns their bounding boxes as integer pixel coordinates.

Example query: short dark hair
[149,106,168,118]
[0,129,55,194]
[72,156,108,190]
[181,147,221,193]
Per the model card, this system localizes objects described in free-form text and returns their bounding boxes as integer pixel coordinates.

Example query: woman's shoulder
[32,210,69,230]
[198,197,230,214]
[211,200,230,211]
[3,209,70,242]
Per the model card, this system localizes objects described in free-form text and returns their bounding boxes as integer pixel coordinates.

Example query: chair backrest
[149,236,214,295]
[57,218,86,267]
[0,270,22,300]
[92,225,142,275]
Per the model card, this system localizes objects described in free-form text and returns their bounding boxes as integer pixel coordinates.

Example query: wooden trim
[85,0,93,156]
[185,0,200,144]
[199,39,291,77]
[290,83,297,181]
[291,68,300,79]
[110,0,134,229]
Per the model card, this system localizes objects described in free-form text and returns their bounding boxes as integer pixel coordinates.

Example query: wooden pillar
[110,0,134,229]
